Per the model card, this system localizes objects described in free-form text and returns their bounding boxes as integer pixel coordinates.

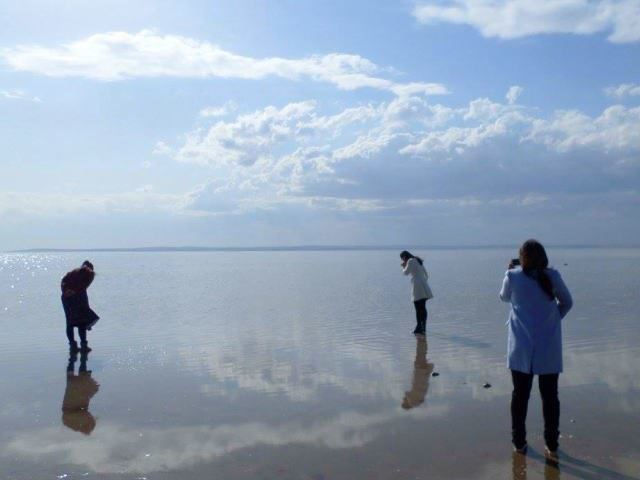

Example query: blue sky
[1,0,639,249]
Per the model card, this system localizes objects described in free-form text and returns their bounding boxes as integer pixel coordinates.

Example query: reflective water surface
[1,249,639,479]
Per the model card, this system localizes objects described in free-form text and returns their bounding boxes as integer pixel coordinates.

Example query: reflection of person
[402,335,434,409]
[500,240,573,458]
[61,260,99,352]
[62,351,100,435]
[512,451,561,480]
[400,250,434,335]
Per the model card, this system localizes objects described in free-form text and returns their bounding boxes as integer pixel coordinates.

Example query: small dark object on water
[570,419,576,423]
[564,263,568,266]
[483,382,491,388]
[432,372,440,377]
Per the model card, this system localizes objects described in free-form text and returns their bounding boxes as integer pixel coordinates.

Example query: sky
[1,0,639,249]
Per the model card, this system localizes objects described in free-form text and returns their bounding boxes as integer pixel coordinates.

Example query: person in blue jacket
[500,239,573,458]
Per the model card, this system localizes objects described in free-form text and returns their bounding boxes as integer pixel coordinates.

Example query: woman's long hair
[400,250,423,266]
[519,239,554,300]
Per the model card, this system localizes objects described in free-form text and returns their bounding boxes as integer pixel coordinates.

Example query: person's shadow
[512,449,639,480]
[402,335,434,410]
[62,351,100,435]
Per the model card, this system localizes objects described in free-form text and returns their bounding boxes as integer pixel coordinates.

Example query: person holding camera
[400,250,434,335]
[500,240,573,459]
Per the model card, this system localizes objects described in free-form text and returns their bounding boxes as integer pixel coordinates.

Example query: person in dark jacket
[61,260,99,352]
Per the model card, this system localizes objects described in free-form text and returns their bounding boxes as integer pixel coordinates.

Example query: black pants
[66,325,87,345]
[511,370,560,450]
[413,299,427,333]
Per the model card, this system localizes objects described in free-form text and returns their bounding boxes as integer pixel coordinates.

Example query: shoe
[544,446,559,461]
[513,443,528,454]
[80,343,92,353]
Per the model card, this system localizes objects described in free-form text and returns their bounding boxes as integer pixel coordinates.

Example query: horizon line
[7,243,640,254]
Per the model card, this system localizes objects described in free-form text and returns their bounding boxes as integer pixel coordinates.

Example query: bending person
[61,260,99,352]
[400,250,434,335]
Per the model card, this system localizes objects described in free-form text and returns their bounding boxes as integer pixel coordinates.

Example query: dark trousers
[66,325,87,345]
[511,370,560,450]
[413,299,427,333]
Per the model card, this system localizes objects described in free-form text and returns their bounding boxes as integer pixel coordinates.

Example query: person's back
[502,266,569,374]
[499,239,573,458]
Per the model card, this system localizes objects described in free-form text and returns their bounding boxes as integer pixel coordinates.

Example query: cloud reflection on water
[6,406,447,474]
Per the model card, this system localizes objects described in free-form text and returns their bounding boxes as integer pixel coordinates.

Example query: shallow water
[1,249,639,479]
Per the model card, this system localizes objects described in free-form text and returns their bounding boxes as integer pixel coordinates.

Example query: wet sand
[1,249,639,479]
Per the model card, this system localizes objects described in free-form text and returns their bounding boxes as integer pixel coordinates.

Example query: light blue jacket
[500,267,573,375]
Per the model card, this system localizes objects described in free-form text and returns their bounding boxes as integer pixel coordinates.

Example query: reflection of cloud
[6,407,447,474]
[182,337,413,403]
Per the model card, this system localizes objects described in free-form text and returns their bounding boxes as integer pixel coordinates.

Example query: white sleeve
[499,272,511,302]
[552,271,573,319]
[403,258,415,276]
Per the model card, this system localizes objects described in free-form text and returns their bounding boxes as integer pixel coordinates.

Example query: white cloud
[199,101,237,118]
[505,85,523,104]
[6,92,640,228]
[176,100,318,167]
[1,30,448,96]
[605,83,640,98]
[413,0,640,43]
[152,141,173,156]
[526,105,640,151]
[161,92,640,218]
[0,89,41,102]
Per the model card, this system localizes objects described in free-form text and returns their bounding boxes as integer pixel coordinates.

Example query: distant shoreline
[7,244,640,254]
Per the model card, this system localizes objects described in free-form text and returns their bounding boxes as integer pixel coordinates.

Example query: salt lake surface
[1,248,639,480]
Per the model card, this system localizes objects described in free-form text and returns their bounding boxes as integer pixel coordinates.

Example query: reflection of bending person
[402,335,434,409]
[62,351,100,435]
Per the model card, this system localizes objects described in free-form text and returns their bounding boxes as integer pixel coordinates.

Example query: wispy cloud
[199,101,237,118]
[605,83,640,98]
[1,30,448,96]
[413,0,640,44]
[0,89,41,102]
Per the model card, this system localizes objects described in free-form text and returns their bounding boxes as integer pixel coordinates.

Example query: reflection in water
[402,335,434,410]
[62,351,100,435]
[512,452,561,480]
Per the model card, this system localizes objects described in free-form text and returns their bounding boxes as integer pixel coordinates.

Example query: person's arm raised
[553,271,573,319]
[499,272,512,302]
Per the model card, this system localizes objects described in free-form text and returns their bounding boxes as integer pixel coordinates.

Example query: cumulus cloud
[605,83,640,98]
[412,0,640,43]
[0,30,448,96]
[526,105,640,152]
[164,92,640,220]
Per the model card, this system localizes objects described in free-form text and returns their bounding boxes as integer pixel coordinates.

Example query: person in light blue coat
[500,239,573,458]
